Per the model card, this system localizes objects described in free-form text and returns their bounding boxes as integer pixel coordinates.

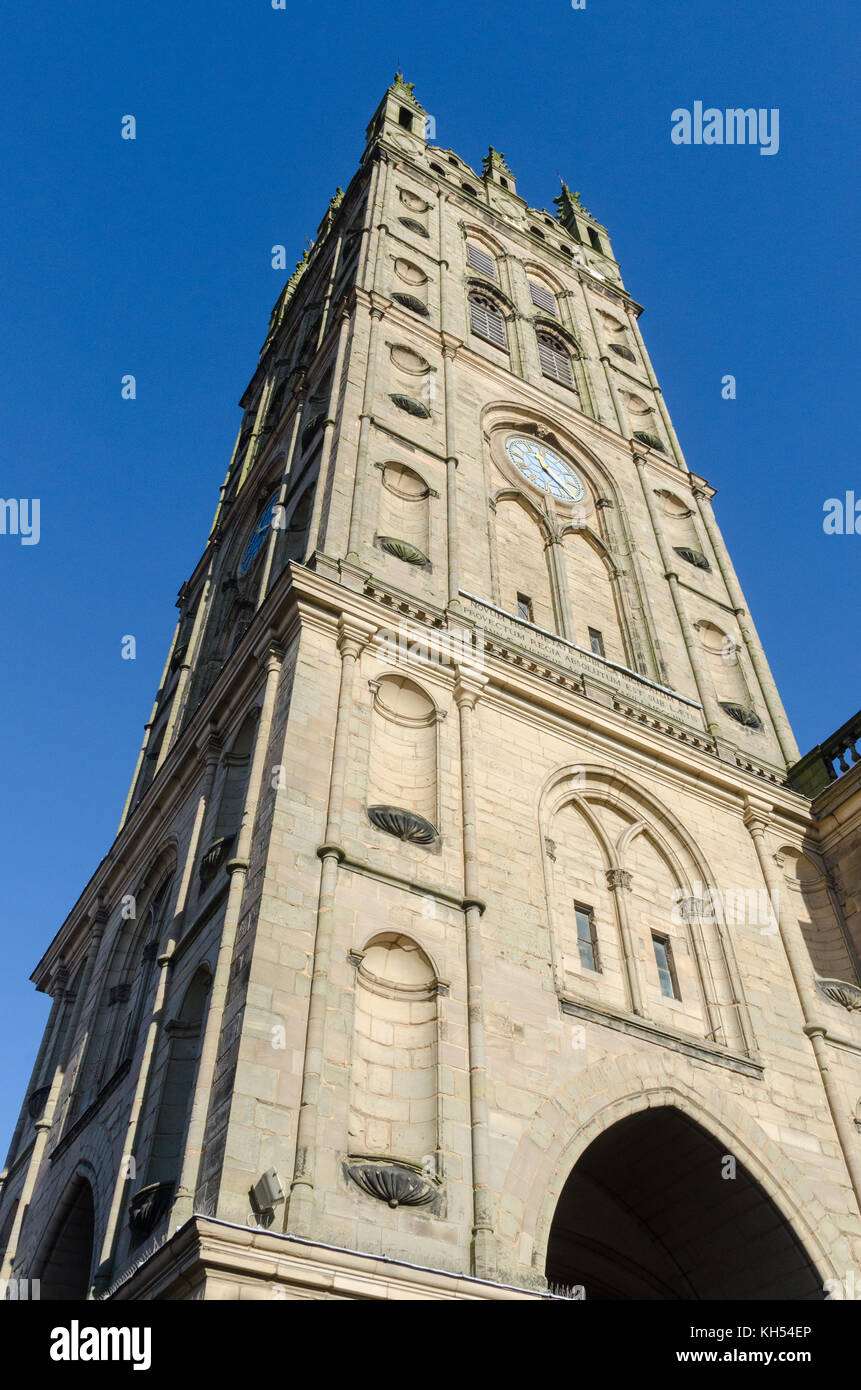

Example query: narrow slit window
[588,628,605,657]
[516,593,533,624]
[588,226,602,252]
[575,904,599,972]
[652,935,680,999]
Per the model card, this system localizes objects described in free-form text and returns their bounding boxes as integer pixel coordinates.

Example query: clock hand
[537,456,580,500]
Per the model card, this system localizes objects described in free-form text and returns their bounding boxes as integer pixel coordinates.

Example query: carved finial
[554,179,593,224]
[482,146,513,179]
[393,70,415,97]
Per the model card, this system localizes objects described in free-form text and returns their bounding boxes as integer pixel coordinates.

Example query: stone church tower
[2,76,860,1301]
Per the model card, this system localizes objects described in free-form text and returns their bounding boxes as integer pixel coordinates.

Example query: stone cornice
[106,1216,549,1302]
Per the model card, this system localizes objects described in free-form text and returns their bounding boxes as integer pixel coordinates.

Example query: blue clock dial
[504,436,584,502]
[239,493,279,577]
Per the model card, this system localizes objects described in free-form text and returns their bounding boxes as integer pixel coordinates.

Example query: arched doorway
[545,1108,824,1299]
[31,1177,96,1300]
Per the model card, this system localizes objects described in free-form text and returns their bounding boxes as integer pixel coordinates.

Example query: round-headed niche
[346,933,441,1207]
[377,461,431,566]
[367,675,439,844]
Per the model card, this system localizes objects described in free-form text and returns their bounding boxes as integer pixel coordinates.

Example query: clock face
[505,436,584,503]
[239,493,279,577]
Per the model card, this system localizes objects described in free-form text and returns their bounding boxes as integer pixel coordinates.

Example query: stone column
[634,452,723,739]
[288,618,376,1236]
[0,912,107,1282]
[573,277,626,435]
[453,671,497,1278]
[605,869,645,1017]
[0,966,69,1211]
[624,303,686,468]
[745,805,861,1210]
[441,337,462,610]
[309,306,353,556]
[173,642,283,1227]
[257,382,307,605]
[692,485,799,766]
[545,532,575,642]
[346,297,386,563]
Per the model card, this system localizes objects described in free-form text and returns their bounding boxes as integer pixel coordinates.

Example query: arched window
[72,874,174,1117]
[282,485,314,564]
[537,331,575,387]
[468,291,507,351]
[130,965,211,1242]
[465,241,497,279]
[529,280,557,315]
[214,721,255,843]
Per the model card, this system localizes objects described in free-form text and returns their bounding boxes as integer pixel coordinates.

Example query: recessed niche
[390,344,430,375]
[394,258,428,286]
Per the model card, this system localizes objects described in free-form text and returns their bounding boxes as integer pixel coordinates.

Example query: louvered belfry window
[537,331,574,385]
[469,292,507,350]
[466,242,497,279]
[529,281,557,315]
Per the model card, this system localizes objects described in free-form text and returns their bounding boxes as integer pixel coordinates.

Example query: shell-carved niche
[367,675,440,845]
[346,934,442,1209]
[695,620,758,728]
[376,461,432,566]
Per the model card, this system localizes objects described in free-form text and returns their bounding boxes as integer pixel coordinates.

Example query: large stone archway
[545,1105,824,1299]
[502,1053,848,1293]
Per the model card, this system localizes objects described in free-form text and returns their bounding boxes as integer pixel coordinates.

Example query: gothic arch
[490,486,554,539]
[481,402,623,510]
[504,1053,842,1291]
[461,222,506,259]
[538,763,755,1055]
[491,492,558,633]
[465,277,516,317]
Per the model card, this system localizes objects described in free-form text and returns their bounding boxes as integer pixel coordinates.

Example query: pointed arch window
[537,330,574,387]
[468,291,507,351]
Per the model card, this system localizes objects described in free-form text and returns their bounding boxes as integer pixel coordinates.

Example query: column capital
[337,616,377,659]
[453,669,488,708]
[606,868,632,892]
[743,799,773,837]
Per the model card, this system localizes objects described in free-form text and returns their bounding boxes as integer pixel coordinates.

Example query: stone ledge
[558,995,764,1079]
[107,1216,554,1302]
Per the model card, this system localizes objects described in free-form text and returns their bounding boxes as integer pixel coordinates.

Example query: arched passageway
[31,1178,95,1300]
[545,1108,824,1300]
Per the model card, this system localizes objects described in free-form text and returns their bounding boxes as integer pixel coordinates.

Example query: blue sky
[1,0,857,1143]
